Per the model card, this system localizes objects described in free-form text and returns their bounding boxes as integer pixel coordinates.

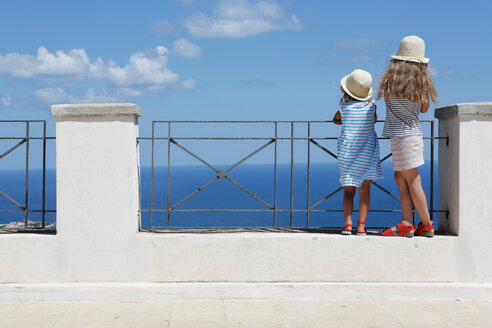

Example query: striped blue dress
[337,101,383,187]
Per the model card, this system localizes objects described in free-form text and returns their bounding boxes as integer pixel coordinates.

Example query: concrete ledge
[435,102,492,119]
[1,282,492,302]
[50,103,141,118]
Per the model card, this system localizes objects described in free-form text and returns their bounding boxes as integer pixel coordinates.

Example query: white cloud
[79,88,118,103]
[0,45,179,87]
[428,66,454,78]
[185,0,302,38]
[0,94,13,107]
[35,87,118,104]
[173,38,202,58]
[35,88,68,104]
[115,88,144,98]
[2,46,195,105]
[149,20,177,37]
[182,78,196,89]
[0,47,91,78]
[105,46,179,86]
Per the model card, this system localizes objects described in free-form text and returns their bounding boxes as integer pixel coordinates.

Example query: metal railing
[0,121,55,231]
[138,120,448,231]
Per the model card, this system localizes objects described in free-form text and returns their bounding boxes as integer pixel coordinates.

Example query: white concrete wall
[436,102,492,282]
[0,103,491,293]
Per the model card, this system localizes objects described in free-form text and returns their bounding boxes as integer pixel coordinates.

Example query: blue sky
[0,0,491,167]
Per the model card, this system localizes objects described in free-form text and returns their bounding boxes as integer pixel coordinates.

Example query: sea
[0,162,439,230]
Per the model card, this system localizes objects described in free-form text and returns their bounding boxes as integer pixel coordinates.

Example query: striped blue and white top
[382,97,422,137]
[337,101,383,187]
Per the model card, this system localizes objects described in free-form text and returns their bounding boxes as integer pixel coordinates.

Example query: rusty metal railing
[0,121,55,231]
[138,120,448,231]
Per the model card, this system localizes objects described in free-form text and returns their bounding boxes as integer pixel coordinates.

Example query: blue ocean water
[138,162,439,229]
[0,162,439,229]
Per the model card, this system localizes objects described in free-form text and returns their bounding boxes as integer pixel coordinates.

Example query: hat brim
[391,54,429,64]
[340,75,373,101]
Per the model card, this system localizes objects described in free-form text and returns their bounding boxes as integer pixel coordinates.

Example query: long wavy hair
[376,60,438,104]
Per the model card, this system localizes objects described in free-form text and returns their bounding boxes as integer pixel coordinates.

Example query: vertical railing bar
[290,122,294,227]
[138,119,442,231]
[42,121,46,228]
[24,122,30,228]
[307,122,311,227]
[274,122,278,227]
[167,122,171,227]
[430,120,434,222]
[151,122,155,228]
[137,137,142,230]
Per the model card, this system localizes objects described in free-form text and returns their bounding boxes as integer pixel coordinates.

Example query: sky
[0,0,491,167]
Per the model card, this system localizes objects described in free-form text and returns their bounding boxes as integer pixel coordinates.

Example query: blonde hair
[376,60,438,104]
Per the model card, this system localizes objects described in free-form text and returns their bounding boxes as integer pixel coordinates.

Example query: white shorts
[391,135,424,171]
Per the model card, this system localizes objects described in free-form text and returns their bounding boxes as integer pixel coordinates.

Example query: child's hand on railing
[333,111,342,125]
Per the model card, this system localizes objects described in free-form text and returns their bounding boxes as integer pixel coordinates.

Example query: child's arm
[333,111,342,125]
[421,94,430,113]
[373,104,378,122]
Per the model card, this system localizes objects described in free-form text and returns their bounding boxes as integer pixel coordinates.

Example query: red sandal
[356,221,366,236]
[416,222,434,237]
[382,222,415,237]
[341,224,352,235]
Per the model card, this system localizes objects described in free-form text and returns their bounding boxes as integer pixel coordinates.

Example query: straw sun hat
[340,69,373,101]
[391,35,429,64]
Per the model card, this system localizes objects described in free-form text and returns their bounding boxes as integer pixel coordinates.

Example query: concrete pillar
[436,102,492,281]
[50,103,141,280]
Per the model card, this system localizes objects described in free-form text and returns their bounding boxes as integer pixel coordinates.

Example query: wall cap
[435,102,492,119]
[50,103,141,118]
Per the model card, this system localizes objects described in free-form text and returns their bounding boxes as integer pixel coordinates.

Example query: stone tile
[428,299,492,327]
[1,299,491,328]
[380,300,457,328]
[113,300,173,328]
[169,299,225,328]
[476,299,492,311]
[0,303,18,325]
[0,301,69,328]
[224,299,283,328]
[53,301,121,328]
[327,300,403,328]
[274,299,339,328]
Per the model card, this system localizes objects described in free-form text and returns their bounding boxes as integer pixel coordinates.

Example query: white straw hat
[340,69,373,101]
[391,35,429,64]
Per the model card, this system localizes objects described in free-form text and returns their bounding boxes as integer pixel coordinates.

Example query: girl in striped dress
[377,35,437,237]
[334,69,383,235]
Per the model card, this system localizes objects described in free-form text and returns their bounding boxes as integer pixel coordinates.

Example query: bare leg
[343,186,356,232]
[399,168,432,226]
[357,180,371,232]
[383,171,415,235]
[394,171,413,225]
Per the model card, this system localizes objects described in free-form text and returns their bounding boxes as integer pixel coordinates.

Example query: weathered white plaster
[1,282,492,302]
[51,103,141,117]
[0,102,491,301]
[436,102,492,282]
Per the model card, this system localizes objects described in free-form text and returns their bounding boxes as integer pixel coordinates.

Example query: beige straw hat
[391,35,429,64]
[340,69,373,101]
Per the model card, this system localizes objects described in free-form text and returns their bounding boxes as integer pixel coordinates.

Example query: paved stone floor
[0,299,491,328]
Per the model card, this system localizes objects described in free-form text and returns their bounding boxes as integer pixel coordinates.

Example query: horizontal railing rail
[138,120,448,232]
